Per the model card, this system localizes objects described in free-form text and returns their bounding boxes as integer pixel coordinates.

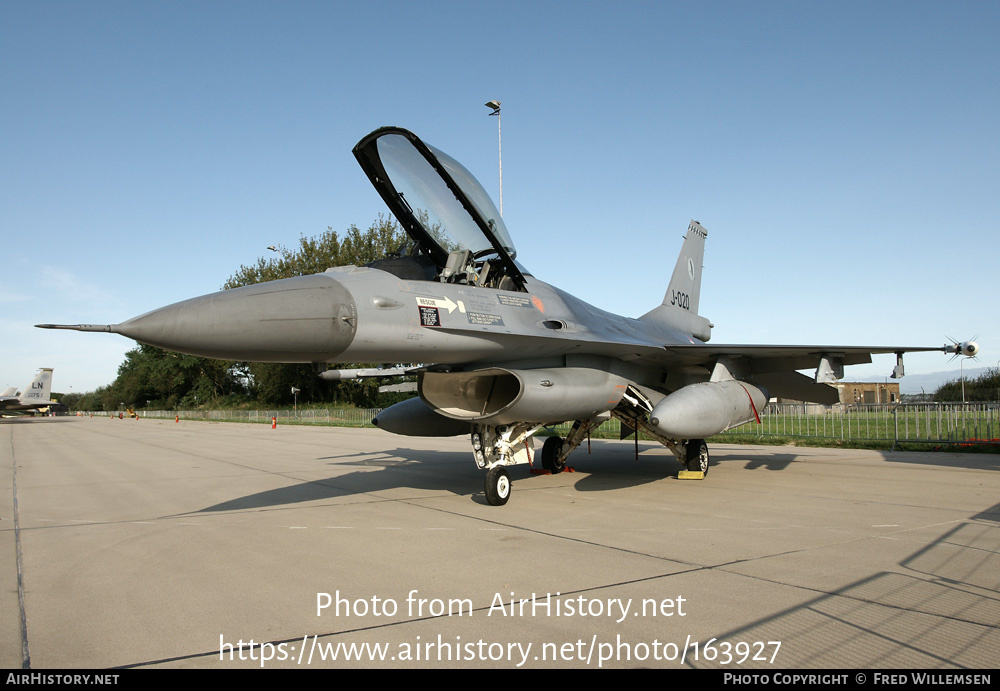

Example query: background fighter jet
[0,368,56,413]
[38,127,975,505]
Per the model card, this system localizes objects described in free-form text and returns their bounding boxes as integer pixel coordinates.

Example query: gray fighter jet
[1,368,55,414]
[38,127,977,504]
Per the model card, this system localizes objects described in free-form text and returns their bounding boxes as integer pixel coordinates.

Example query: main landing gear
[470,416,712,505]
[541,436,566,474]
[473,420,600,506]
[685,439,709,474]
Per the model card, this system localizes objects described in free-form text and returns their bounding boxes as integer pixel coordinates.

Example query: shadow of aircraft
[199,449,475,512]
[197,440,693,512]
[686,500,1000,668]
[196,437,999,515]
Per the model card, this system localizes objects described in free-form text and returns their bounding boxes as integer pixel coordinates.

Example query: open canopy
[353,127,526,289]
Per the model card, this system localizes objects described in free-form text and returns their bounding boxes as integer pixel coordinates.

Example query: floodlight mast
[485,100,502,216]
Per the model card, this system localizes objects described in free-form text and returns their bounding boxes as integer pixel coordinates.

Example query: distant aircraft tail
[19,368,53,404]
[638,221,713,342]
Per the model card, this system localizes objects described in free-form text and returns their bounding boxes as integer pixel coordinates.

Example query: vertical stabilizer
[665,220,707,314]
[638,221,712,341]
[19,368,53,404]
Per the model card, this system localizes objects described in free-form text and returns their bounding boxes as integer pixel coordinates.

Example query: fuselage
[106,264,697,377]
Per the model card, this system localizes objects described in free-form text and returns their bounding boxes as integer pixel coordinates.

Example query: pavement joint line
[8,426,31,669]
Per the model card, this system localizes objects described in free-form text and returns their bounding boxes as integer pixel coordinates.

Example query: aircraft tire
[685,439,710,474]
[485,466,511,506]
[541,436,565,474]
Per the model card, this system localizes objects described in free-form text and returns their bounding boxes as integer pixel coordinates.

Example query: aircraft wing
[657,343,944,373]
[651,343,950,404]
[422,320,944,377]
[402,323,947,404]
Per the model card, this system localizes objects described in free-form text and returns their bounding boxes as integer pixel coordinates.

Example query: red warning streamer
[738,383,762,424]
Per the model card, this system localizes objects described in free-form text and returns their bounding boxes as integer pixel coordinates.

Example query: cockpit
[353,127,528,292]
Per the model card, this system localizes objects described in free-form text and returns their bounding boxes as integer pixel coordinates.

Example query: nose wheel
[485,466,511,506]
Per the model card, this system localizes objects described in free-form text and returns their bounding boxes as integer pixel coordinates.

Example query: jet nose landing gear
[485,466,511,506]
[473,424,542,506]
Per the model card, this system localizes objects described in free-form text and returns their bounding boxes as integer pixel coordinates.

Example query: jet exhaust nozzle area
[112,274,358,362]
[649,380,768,439]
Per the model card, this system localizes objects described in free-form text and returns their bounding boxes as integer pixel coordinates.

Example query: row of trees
[933,368,1000,403]
[62,217,411,412]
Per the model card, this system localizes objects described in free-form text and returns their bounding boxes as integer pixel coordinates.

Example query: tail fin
[638,221,713,341]
[19,368,53,404]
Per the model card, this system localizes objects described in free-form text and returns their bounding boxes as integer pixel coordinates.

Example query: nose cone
[114,274,357,362]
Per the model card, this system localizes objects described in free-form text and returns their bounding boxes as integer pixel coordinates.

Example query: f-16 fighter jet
[38,128,975,504]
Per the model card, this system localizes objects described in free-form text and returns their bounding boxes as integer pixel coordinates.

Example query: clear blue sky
[3,1,997,394]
